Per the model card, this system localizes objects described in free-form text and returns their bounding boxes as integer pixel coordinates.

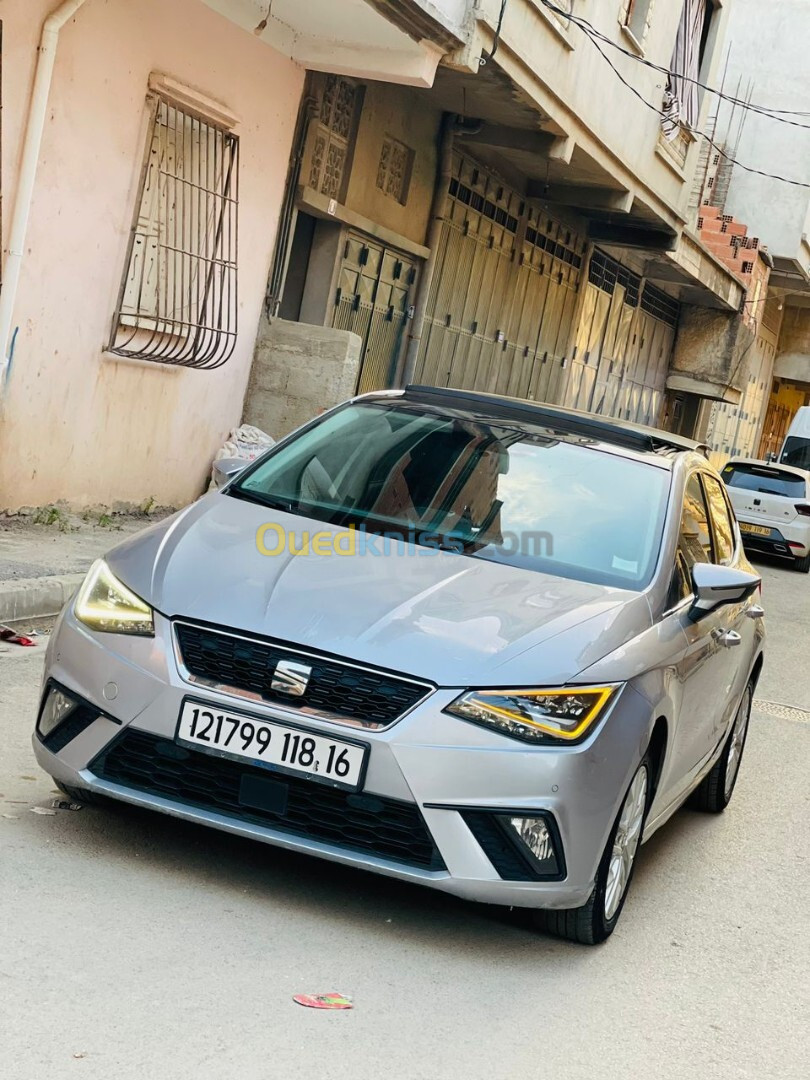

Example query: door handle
[746,604,765,619]
[714,629,742,648]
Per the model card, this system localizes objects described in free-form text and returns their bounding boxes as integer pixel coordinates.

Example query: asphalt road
[1,555,808,1080]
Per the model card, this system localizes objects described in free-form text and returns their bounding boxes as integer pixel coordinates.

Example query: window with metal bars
[640,282,679,327]
[108,95,239,369]
[588,249,640,306]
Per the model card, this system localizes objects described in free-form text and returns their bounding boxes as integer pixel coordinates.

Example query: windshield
[780,437,810,471]
[232,402,670,589]
[722,462,807,499]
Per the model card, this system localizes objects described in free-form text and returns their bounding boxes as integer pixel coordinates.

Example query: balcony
[200,0,464,87]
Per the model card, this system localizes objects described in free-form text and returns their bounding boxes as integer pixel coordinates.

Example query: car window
[721,461,807,499]
[233,401,671,589]
[702,474,735,565]
[780,437,810,471]
[679,473,713,568]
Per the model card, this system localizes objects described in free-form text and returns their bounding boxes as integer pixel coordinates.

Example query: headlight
[445,685,617,744]
[74,559,154,636]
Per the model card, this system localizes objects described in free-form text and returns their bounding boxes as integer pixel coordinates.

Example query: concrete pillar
[774,306,810,383]
[668,305,755,403]
[242,316,362,439]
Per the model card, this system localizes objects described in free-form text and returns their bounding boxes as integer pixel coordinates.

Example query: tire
[53,780,103,806]
[534,754,652,946]
[794,552,810,574]
[690,682,752,813]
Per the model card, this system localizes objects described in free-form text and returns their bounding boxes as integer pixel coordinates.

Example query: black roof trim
[399,385,709,457]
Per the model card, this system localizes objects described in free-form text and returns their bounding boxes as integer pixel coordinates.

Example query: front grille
[91,730,445,871]
[174,621,431,729]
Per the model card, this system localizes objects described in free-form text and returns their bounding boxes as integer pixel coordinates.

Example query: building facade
[0,0,454,510]
[252,0,747,445]
[693,0,810,463]
[6,0,805,512]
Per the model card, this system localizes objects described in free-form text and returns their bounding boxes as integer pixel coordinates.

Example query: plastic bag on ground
[209,424,274,490]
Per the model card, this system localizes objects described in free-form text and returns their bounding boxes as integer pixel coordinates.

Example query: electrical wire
[535,0,810,190]
[538,0,810,129]
[481,0,508,65]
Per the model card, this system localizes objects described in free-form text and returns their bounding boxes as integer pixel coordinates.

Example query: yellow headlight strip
[467,686,616,741]
[75,561,153,627]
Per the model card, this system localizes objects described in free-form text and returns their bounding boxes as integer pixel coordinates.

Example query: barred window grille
[108,96,239,369]
[641,282,680,327]
[308,76,359,201]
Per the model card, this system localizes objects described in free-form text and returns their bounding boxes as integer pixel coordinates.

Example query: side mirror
[689,562,761,620]
[212,456,247,489]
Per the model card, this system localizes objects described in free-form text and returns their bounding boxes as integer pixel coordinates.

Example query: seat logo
[271,659,311,697]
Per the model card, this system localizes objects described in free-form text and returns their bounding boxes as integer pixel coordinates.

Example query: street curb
[0,573,85,624]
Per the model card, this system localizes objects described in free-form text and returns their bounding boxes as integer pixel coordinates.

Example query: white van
[779,405,810,470]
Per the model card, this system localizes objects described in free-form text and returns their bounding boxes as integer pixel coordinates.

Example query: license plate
[739,522,771,537]
[176,700,367,791]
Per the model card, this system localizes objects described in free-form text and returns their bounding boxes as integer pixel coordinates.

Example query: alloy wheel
[724,687,751,799]
[604,765,648,922]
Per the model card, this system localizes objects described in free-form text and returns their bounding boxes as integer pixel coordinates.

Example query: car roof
[723,457,810,480]
[357,386,709,466]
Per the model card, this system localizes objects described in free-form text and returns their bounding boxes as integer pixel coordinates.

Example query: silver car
[34,387,764,944]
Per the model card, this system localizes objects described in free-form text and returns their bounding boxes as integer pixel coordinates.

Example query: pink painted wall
[0,0,304,509]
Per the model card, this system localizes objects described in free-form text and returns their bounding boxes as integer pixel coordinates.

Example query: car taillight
[795,505,810,517]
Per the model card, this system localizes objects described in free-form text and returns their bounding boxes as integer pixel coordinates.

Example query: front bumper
[33,608,653,910]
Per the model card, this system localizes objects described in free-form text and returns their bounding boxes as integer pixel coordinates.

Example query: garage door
[414,153,584,401]
[567,250,679,427]
[332,232,418,394]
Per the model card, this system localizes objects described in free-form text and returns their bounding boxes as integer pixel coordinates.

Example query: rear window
[780,437,810,471]
[233,401,671,589]
[722,462,807,499]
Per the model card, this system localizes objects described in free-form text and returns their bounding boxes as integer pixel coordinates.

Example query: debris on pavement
[29,806,57,816]
[52,798,83,811]
[0,624,36,646]
[292,993,353,1010]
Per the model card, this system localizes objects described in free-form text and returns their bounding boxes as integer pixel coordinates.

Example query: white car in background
[721,458,810,573]
[779,405,810,471]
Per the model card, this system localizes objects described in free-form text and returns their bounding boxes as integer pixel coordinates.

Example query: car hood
[105,494,652,687]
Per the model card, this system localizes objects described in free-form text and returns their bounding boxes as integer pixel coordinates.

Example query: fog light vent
[506,816,557,870]
[461,809,564,881]
[37,688,78,739]
[37,683,103,752]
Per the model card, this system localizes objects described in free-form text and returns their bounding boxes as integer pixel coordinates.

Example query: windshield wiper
[227,487,297,514]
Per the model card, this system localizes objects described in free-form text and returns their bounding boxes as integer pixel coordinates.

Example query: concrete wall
[0,0,303,510]
[302,75,442,250]
[343,81,442,247]
[718,0,810,270]
[670,306,756,402]
[774,307,810,382]
[244,317,362,438]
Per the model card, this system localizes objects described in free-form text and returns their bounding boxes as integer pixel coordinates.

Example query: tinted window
[234,402,670,588]
[722,462,807,498]
[703,474,735,564]
[781,437,810,471]
[680,474,713,568]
